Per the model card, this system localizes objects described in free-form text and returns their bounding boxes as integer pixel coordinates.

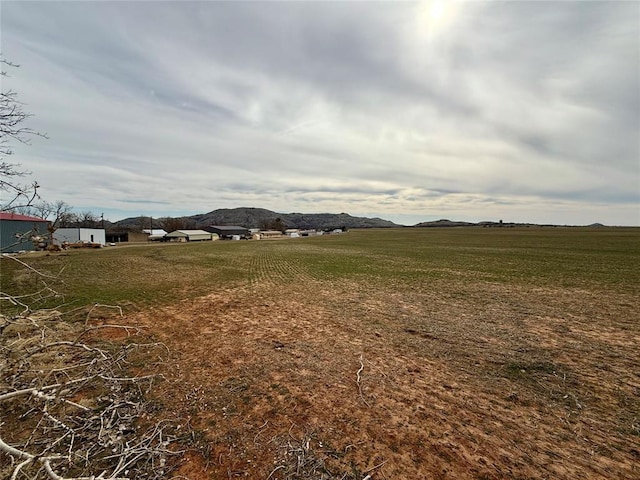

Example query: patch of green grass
[295,227,640,291]
[2,227,638,315]
[1,241,252,313]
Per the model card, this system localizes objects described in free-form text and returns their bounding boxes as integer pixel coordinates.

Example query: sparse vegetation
[3,228,638,309]
[2,227,639,479]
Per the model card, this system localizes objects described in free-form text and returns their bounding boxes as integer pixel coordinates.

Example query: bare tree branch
[1,312,182,480]
[1,55,47,211]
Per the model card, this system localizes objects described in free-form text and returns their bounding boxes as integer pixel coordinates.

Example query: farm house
[53,228,106,247]
[165,230,216,242]
[0,212,50,253]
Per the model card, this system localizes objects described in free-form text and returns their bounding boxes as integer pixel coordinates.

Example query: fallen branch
[1,220,182,479]
[361,459,388,479]
[356,353,370,407]
[0,314,179,480]
[27,340,109,358]
[266,464,285,480]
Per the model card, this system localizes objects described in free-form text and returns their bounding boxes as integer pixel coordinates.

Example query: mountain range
[110,207,400,230]
[108,208,609,231]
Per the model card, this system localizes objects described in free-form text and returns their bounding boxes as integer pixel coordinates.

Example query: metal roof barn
[0,212,50,253]
[165,230,214,242]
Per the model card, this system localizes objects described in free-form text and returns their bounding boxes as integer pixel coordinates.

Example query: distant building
[53,228,106,247]
[204,226,249,239]
[0,212,50,253]
[299,230,320,237]
[105,231,129,243]
[165,230,216,242]
[259,230,283,238]
[142,229,168,241]
[142,228,168,235]
[105,231,151,243]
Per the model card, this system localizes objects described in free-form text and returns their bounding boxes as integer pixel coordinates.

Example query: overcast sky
[2,1,638,225]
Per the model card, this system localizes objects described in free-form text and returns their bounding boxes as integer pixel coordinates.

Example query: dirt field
[3,228,639,479]
[115,240,639,479]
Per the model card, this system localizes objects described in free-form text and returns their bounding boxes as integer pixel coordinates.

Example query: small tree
[75,209,100,228]
[137,215,151,232]
[260,217,287,232]
[34,200,74,248]
[158,216,188,232]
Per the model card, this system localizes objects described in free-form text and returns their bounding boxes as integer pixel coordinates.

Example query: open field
[2,227,639,479]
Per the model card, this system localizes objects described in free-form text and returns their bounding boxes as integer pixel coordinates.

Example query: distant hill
[413,219,589,228]
[414,219,477,228]
[109,210,613,232]
[195,208,400,229]
[413,219,546,228]
[112,208,400,230]
[190,207,276,229]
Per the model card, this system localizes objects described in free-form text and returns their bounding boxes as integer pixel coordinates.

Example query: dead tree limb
[1,314,181,480]
[356,353,370,407]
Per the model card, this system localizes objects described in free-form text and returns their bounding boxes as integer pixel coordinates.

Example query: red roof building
[0,212,49,223]
[0,211,50,253]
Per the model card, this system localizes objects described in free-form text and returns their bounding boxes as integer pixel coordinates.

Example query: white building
[142,229,168,241]
[53,228,106,247]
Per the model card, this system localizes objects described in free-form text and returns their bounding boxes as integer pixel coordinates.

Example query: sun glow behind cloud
[1,1,638,225]
[416,0,463,42]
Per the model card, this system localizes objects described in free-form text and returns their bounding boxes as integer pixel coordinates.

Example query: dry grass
[133,279,638,478]
[2,228,639,479]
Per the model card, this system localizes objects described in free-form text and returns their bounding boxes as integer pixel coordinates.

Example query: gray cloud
[1,1,638,225]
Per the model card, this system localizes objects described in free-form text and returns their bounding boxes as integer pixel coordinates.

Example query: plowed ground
[120,243,639,479]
